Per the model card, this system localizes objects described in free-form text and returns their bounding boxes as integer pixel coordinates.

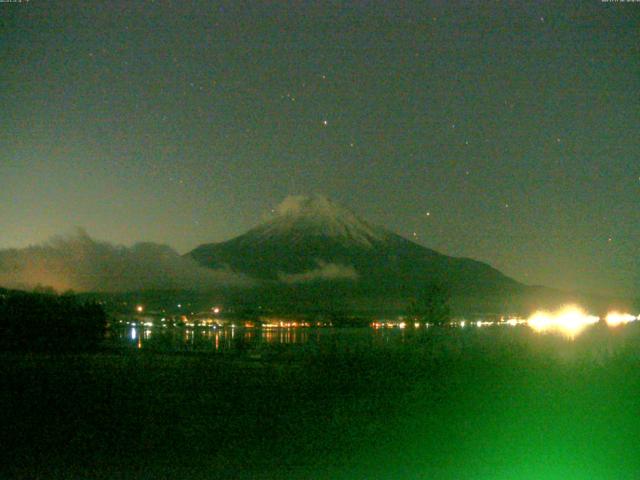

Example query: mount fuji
[188,195,523,308]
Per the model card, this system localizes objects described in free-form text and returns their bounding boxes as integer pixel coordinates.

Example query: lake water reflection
[110,319,640,364]
[111,324,407,353]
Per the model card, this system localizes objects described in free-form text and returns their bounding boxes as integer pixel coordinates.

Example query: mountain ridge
[188,195,522,300]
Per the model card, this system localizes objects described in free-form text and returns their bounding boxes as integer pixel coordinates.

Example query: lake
[2,320,640,479]
[109,317,640,363]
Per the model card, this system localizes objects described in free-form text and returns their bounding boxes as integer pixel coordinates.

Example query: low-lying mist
[0,229,250,293]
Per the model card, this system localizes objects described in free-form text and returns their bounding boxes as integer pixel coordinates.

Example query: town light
[528,305,599,338]
[605,312,637,327]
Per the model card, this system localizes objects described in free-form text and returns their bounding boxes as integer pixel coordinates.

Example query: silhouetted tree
[408,283,451,325]
[0,290,107,351]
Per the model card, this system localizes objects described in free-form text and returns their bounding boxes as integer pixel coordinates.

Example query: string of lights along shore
[2,1,639,297]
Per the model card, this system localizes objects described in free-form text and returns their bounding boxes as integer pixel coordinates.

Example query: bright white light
[398,322,406,329]
[476,320,493,327]
[213,307,220,314]
[136,305,143,313]
[460,320,466,328]
[528,305,599,338]
[605,311,637,327]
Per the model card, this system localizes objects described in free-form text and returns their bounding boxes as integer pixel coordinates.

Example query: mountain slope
[188,195,522,299]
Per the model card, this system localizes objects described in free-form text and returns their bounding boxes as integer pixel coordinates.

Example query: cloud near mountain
[0,229,250,293]
[278,261,359,284]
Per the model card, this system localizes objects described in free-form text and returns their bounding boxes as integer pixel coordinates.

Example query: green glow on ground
[2,324,639,479]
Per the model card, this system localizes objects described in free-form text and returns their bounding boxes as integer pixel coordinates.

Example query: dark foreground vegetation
[2,325,640,479]
[0,288,106,351]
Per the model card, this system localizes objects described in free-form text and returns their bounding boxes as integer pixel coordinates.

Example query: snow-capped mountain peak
[250,195,389,247]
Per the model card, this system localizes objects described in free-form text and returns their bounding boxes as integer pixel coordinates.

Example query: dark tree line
[0,289,107,351]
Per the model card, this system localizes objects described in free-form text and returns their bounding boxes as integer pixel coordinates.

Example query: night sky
[2,1,639,297]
